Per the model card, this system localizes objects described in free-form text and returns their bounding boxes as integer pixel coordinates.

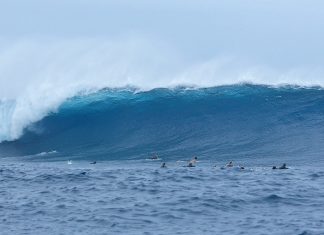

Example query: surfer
[226,161,233,167]
[90,161,96,164]
[161,162,167,168]
[279,163,288,169]
[187,156,197,167]
[272,166,277,169]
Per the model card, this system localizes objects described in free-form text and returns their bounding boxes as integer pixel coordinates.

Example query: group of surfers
[72,154,288,170]
[154,155,288,170]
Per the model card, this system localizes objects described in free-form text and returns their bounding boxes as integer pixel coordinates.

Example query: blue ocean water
[1,84,324,234]
[1,160,324,235]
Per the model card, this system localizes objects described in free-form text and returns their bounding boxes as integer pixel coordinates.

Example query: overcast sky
[0,0,323,68]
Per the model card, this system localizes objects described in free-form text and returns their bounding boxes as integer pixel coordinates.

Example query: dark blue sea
[1,84,324,234]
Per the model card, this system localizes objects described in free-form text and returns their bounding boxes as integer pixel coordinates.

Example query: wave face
[1,84,324,161]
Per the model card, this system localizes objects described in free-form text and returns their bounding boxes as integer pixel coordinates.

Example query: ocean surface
[1,84,324,234]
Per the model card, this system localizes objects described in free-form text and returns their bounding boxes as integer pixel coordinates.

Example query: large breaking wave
[1,39,324,161]
[1,38,324,143]
[1,84,324,161]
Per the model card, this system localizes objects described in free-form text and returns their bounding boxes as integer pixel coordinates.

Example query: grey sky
[0,0,323,67]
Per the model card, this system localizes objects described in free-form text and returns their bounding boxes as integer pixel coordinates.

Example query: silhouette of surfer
[187,156,197,167]
[272,163,288,169]
[226,161,233,167]
[279,163,288,169]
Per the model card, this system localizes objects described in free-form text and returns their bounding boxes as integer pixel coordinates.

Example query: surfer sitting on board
[279,163,288,169]
[187,156,198,167]
[226,161,234,167]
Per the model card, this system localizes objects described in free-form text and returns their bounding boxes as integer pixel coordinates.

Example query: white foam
[0,37,323,142]
[36,150,58,156]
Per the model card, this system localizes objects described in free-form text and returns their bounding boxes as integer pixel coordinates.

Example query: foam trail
[0,37,324,142]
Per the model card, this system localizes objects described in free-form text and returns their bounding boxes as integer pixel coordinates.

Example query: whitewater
[1,39,324,235]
